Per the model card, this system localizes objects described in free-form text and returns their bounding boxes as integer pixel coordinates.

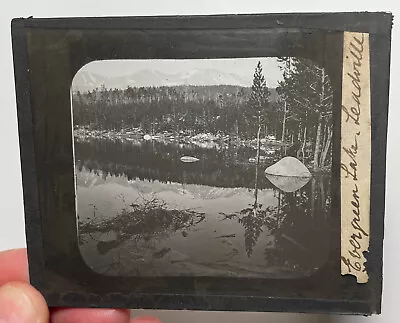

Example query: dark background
[11,12,391,314]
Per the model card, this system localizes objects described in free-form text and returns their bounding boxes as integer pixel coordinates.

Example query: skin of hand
[0,248,161,323]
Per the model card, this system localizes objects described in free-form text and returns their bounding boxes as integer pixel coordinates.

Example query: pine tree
[276,57,294,155]
[248,61,271,208]
[249,61,271,122]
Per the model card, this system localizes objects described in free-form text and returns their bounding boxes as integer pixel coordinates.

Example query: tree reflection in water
[221,159,331,272]
[76,137,331,277]
[74,138,278,189]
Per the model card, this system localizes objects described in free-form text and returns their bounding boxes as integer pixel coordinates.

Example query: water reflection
[76,138,331,278]
[265,174,311,193]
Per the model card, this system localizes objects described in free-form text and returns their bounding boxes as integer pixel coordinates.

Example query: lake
[75,137,332,278]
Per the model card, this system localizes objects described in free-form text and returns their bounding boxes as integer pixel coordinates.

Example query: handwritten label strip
[341,32,371,283]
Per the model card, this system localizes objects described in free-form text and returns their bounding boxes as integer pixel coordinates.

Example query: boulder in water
[265,157,311,178]
[248,156,269,163]
[180,156,200,163]
[264,157,312,192]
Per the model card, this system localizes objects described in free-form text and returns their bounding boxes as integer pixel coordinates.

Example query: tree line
[72,57,333,171]
[245,58,333,171]
[72,84,282,140]
[275,57,333,170]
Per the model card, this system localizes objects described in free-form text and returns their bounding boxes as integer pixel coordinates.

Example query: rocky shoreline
[73,126,284,154]
[73,126,330,174]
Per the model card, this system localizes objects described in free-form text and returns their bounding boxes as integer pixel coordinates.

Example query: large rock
[265,157,312,178]
[180,156,200,163]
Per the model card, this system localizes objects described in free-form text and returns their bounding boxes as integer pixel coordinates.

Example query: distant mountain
[76,168,253,201]
[72,71,108,92]
[71,68,276,92]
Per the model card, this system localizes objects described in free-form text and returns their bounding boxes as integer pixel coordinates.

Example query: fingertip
[0,281,49,323]
[131,315,163,323]
[51,308,131,323]
[0,248,29,285]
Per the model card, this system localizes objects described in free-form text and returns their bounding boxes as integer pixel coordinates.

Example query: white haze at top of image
[71,58,283,92]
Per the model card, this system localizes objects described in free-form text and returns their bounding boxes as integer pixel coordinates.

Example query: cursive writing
[341,34,364,126]
[341,132,360,181]
[341,183,369,273]
[341,33,370,282]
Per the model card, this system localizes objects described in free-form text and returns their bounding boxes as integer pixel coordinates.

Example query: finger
[0,281,49,323]
[51,308,131,323]
[0,248,29,285]
[131,315,162,323]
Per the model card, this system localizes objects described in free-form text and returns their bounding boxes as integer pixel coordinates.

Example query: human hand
[0,248,161,323]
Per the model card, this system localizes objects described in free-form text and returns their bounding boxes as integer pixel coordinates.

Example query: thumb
[0,282,49,323]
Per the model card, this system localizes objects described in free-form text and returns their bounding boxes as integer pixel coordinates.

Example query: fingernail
[131,315,162,323]
[0,283,38,323]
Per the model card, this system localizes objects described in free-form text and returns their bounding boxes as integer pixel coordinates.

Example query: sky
[81,57,284,87]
